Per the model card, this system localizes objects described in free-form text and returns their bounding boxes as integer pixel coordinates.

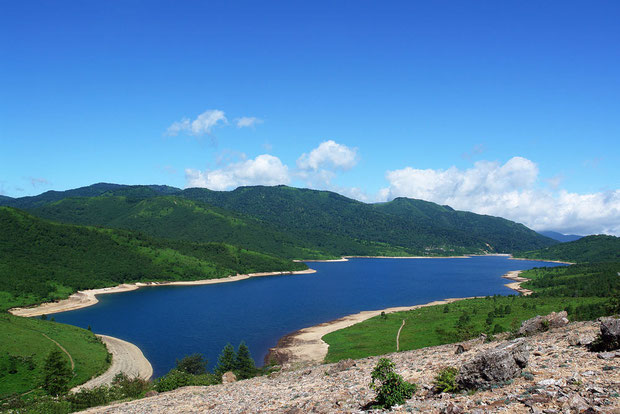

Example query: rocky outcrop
[519,311,569,336]
[455,338,529,389]
[86,321,619,414]
[599,316,620,350]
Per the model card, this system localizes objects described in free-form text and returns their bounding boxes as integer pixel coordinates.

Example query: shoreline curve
[266,266,544,366]
[9,269,316,317]
[71,334,153,392]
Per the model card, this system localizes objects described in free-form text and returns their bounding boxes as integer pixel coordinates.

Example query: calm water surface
[52,256,563,377]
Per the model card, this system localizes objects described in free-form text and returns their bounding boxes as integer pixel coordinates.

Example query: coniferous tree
[214,343,236,376]
[42,349,72,396]
[234,341,256,379]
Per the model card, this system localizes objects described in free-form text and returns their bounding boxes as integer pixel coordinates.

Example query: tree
[214,343,236,376]
[234,342,256,379]
[42,349,72,396]
[176,353,207,375]
[369,358,416,409]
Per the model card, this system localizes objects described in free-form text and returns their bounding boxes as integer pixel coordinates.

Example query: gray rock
[519,311,569,336]
[456,338,529,389]
[567,393,588,412]
[599,317,620,350]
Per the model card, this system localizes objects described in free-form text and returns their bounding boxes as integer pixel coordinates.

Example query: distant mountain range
[0,183,557,258]
[538,231,583,243]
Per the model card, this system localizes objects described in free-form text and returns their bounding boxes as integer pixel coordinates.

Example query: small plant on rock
[369,358,417,409]
[433,367,459,393]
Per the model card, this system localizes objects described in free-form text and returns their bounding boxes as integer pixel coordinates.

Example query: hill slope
[516,234,620,263]
[7,183,557,257]
[0,207,306,311]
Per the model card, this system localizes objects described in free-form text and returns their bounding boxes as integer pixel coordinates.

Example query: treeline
[0,207,306,310]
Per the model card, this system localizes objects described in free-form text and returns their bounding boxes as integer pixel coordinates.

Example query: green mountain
[516,234,620,263]
[0,207,306,311]
[30,195,330,259]
[180,185,556,254]
[6,183,557,258]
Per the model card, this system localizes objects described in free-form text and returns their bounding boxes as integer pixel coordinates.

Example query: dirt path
[396,319,405,351]
[71,335,153,392]
[41,333,75,371]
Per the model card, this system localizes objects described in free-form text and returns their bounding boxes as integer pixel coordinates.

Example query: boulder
[519,311,569,336]
[456,338,529,389]
[221,371,237,384]
[599,317,620,350]
[144,390,159,398]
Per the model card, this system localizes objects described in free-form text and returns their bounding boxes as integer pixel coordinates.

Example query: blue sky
[1,1,619,235]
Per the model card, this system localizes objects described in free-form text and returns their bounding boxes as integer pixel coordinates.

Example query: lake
[51,256,564,377]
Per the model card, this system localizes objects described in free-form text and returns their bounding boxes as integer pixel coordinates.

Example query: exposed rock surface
[519,311,569,336]
[86,321,620,413]
[455,338,529,389]
[599,317,620,350]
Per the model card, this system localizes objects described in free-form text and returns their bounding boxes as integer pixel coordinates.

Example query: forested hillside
[0,207,306,311]
[516,234,620,263]
[3,183,558,258]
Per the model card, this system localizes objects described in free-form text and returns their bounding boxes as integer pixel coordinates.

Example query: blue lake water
[51,256,563,377]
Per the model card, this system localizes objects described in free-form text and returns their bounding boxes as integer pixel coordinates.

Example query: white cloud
[297,140,358,171]
[166,109,227,136]
[185,154,290,191]
[380,157,620,236]
[236,117,263,128]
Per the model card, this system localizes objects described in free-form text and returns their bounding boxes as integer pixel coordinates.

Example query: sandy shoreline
[71,334,153,392]
[8,269,316,317]
[266,266,541,366]
[266,297,478,366]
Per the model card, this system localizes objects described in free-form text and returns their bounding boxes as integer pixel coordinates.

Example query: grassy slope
[323,296,606,363]
[0,314,109,398]
[324,260,619,362]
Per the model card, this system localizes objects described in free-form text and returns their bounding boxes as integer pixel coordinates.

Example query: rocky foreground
[87,319,619,414]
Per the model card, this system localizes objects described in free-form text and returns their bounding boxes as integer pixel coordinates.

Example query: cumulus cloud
[185,154,290,191]
[236,117,263,128]
[297,140,358,171]
[166,109,227,136]
[380,157,620,236]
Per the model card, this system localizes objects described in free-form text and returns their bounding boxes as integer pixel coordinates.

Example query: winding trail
[396,319,405,351]
[41,333,75,371]
[71,335,153,392]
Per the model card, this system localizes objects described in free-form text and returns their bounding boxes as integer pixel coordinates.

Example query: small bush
[369,358,417,409]
[433,367,459,393]
[154,369,219,392]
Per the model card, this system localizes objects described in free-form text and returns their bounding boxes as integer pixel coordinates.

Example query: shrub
[154,369,218,392]
[433,367,459,393]
[175,353,207,375]
[369,358,417,409]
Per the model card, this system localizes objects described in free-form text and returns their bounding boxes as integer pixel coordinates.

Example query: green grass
[0,314,109,399]
[323,295,607,363]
